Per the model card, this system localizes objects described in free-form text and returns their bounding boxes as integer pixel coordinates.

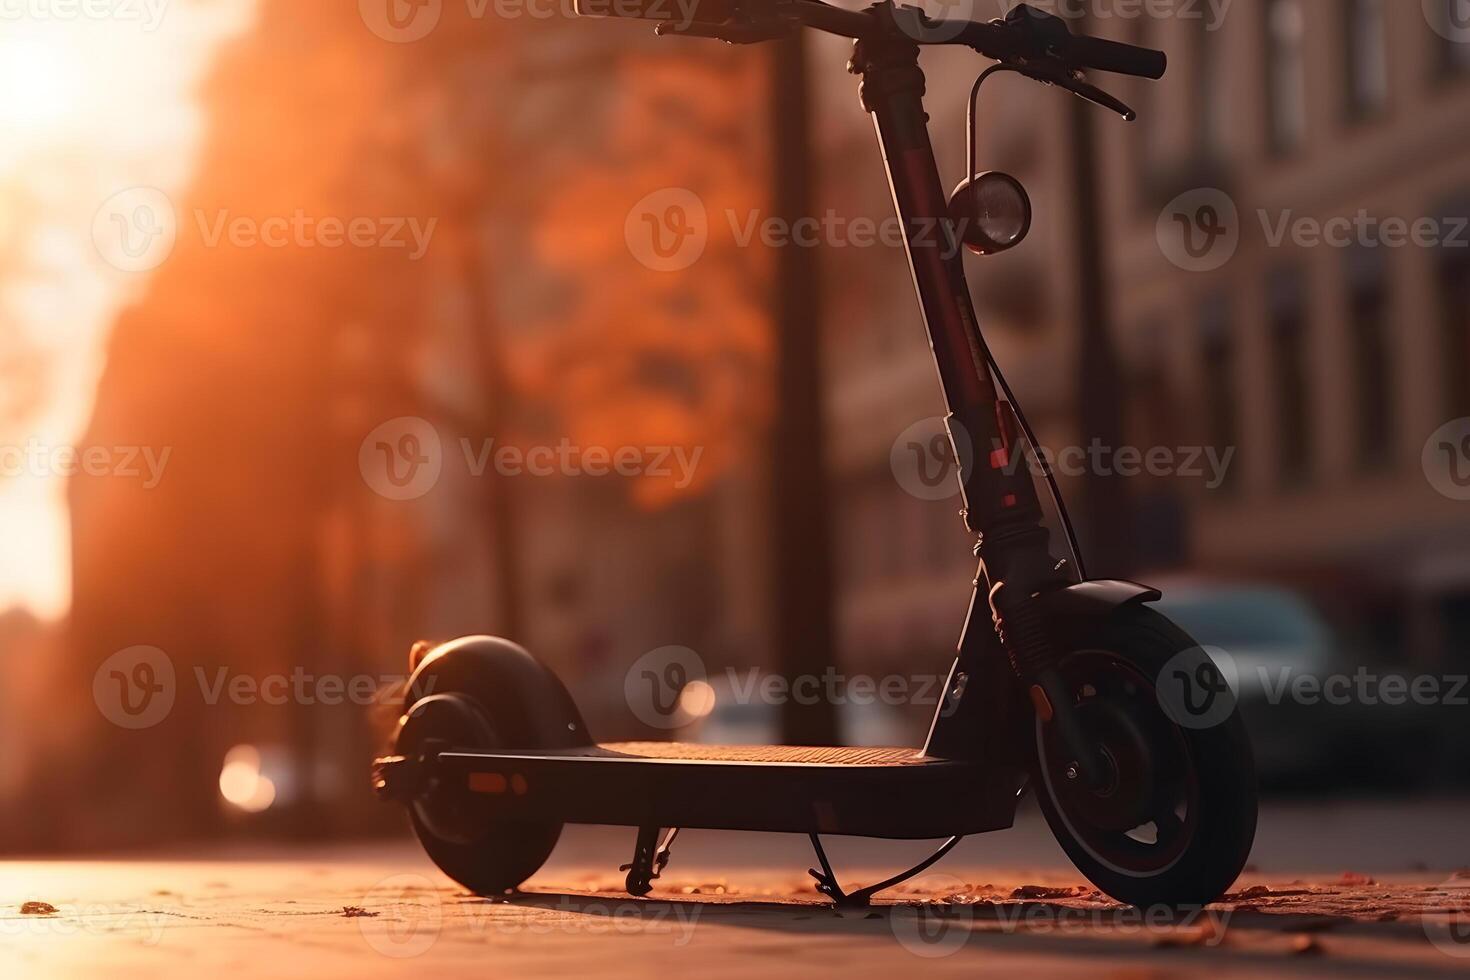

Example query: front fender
[923,579,1162,769]
[1036,579,1161,618]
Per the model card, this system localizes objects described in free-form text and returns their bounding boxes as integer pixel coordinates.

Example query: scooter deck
[429,741,1026,839]
[599,742,931,765]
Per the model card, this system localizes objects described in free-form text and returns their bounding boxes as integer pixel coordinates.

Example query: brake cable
[963,63,1088,582]
[802,67,1095,910]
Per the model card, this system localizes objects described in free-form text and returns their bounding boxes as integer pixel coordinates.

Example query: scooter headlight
[948,171,1032,256]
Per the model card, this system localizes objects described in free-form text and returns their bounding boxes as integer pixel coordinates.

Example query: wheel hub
[395,693,500,844]
[1054,694,1158,833]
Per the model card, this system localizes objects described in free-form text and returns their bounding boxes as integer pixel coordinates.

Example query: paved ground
[5,799,1470,979]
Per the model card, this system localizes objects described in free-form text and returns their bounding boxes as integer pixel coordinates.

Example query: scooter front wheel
[1031,606,1257,909]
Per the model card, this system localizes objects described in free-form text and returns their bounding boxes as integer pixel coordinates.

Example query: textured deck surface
[596,743,930,765]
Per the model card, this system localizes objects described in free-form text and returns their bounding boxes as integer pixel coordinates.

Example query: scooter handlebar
[1060,33,1166,79]
[573,0,1166,82]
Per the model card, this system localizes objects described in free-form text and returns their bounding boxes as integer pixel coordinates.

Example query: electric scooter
[373,1,1258,910]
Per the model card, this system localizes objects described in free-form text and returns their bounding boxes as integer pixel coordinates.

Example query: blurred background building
[0,0,1466,848]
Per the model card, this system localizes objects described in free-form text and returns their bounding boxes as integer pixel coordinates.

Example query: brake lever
[1014,62,1137,121]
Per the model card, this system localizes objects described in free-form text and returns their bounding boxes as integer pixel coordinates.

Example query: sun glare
[0,29,86,137]
[0,4,256,619]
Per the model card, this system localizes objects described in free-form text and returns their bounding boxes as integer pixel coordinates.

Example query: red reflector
[990,448,1009,469]
[1002,493,1018,508]
[468,773,508,794]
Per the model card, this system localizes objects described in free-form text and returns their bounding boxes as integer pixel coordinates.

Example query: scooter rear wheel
[395,691,563,896]
[1031,605,1257,909]
[391,636,585,896]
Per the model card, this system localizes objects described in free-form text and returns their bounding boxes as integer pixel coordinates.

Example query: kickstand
[621,826,680,896]
[808,833,964,909]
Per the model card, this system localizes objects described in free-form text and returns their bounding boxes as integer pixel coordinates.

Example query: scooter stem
[850,21,1109,788]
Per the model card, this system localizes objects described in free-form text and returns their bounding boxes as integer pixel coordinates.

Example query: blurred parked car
[1156,581,1438,792]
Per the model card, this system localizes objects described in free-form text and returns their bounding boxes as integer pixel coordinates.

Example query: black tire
[1030,605,1257,909]
[393,636,585,896]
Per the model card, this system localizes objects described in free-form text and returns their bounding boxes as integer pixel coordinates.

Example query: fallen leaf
[21,902,58,915]
[341,906,378,918]
[1011,885,1087,900]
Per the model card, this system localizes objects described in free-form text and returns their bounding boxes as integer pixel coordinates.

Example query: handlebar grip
[573,0,735,22]
[1063,34,1166,79]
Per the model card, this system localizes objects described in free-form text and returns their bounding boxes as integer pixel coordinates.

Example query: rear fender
[404,635,592,749]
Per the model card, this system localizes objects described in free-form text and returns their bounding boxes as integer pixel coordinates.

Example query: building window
[1127,321,1175,460]
[1343,0,1388,120]
[1345,248,1392,470]
[1437,238,1470,421]
[1430,0,1470,79]
[1199,297,1237,491]
[1269,268,1312,486]
[1265,0,1307,155]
